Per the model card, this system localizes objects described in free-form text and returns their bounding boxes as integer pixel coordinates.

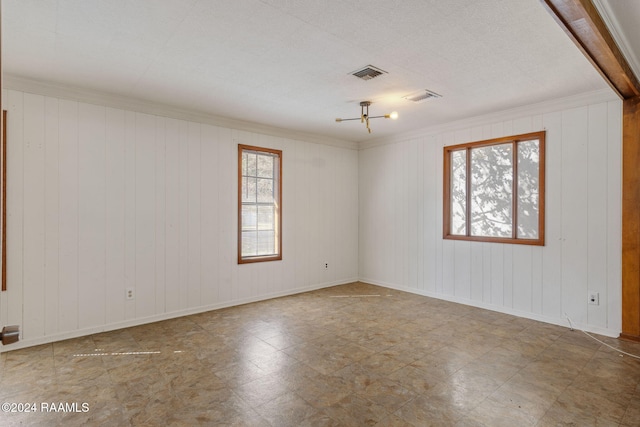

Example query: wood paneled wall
[0,89,359,349]
[359,99,622,335]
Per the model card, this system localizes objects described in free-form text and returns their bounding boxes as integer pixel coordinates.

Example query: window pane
[450,150,467,235]
[242,152,248,175]
[517,139,540,239]
[257,178,274,203]
[242,177,257,203]
[241,205,257,231]
[257,155,274,178]
[257,230,275,255]
[470,144,512,238]
[257,205,274,231]
[246,153,257,176]
[242,231,258,256]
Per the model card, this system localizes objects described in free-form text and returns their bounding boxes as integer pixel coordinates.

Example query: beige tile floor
[1,282,639,426]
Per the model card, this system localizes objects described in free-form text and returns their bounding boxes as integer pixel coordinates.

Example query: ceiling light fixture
[335,101,398,133]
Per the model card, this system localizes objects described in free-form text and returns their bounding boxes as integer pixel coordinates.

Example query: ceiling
[3,0,634,143]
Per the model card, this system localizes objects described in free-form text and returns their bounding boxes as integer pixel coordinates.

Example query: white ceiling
[2,0,620,143]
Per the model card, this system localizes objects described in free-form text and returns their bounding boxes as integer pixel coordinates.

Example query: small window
[443,131,545,245]
[238,145,282,263]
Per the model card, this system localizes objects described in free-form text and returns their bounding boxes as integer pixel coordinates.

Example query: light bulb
[389,111,399,120]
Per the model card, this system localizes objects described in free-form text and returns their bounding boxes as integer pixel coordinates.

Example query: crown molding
[592,0,640,86]
[541,0,640,99]
[3,74,359,150]
[359,88,619,150]
[3,76,618,152]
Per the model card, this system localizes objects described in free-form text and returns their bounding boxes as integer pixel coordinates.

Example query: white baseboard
[359,277,621,338]
[0,278,357,353]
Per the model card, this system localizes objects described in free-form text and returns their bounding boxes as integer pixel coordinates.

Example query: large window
[238,145,282,263]
[443,131,545,245]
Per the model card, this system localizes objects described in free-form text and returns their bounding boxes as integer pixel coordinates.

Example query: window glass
[470,143,512,238]
[450,150,467,235]
[517,139,540,239]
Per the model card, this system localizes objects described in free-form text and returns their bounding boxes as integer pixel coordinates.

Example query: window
[238,145,282,263]
[443,131,545,245]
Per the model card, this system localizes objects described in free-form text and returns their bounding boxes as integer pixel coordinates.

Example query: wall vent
[351,65,387,80]
[403,89,442,103]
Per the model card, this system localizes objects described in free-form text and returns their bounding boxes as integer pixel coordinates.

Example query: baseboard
[0,277,358,353]
[620,333,640,343]
[358,277,621,338]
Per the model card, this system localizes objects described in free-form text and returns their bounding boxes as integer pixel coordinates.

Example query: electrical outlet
[324,263,328,269]
[126,288,135,300]
[588,291,599,305]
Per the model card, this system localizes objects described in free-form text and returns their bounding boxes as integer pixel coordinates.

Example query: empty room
[1,0,640,425]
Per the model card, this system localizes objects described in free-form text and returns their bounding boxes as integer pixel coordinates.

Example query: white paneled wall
[0,89,358,350]
[359,99,622,336]
[0,86,623,347]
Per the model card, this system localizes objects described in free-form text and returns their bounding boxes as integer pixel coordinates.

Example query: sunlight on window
[239,145,282,262]
[517,139,540,239]
[450,150,467,235]
[470,143,512,238]
[443,131,545,245]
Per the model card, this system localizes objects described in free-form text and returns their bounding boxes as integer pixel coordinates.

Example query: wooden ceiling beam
[541,0,640,99]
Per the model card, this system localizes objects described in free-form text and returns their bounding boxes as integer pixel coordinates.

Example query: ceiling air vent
[403,89,442,103]
[351,65,387,81]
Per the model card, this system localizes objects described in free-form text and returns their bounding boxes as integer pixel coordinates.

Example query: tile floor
[1,282,639,426]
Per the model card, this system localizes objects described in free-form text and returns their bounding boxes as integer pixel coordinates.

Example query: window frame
[443,131,545,246]
[238,144,282,264]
